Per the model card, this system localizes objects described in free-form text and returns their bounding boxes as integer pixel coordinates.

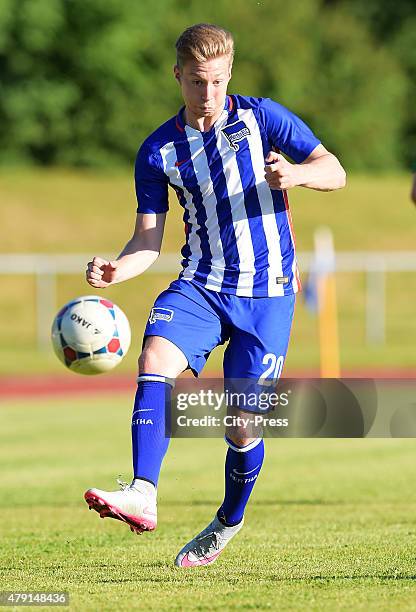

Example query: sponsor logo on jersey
[221,120,251,151]
[149,307,174,325]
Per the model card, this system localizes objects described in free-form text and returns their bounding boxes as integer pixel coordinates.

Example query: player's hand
[264,151,300,190]
[86,257,118,288]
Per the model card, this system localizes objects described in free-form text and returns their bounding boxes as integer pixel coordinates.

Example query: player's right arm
[86,212,166,288]
[87,136,170,288]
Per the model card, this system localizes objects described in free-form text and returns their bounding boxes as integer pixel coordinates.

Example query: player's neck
[184,106,224,132]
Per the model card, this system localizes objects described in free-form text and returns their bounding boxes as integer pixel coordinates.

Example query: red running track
[0,368,414,400]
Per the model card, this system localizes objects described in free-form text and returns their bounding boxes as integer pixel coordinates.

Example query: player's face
[174,56,232,121]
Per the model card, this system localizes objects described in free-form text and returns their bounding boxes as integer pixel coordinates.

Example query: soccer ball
[51,295,131,375]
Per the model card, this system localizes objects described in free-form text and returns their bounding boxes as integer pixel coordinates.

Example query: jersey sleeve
[134,142,169,214]
[258,98,321,163]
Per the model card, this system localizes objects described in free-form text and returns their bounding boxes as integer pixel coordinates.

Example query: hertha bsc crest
[221,120,251,151]
[148,307,174,324]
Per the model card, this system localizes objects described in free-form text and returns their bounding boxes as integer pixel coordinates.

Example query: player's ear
[174,65,181,83]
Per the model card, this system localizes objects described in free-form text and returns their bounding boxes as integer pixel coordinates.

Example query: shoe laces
[194,530,223,557]
[117,476,153,500]
[116,476,130,491]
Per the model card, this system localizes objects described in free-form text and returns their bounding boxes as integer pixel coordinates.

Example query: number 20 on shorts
[258,353,284,385]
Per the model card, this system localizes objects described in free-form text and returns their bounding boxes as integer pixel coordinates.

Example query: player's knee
[138,336,187,378]
[138,346,165,375]
[227,432,258,448]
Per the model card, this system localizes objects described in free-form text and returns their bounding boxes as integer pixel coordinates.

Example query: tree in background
[0,0,179,166]
[326,0,416,167]
[0,0,410,169]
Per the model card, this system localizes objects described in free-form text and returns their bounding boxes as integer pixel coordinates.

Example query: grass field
[0,169,415,374]
[1,394,416,610]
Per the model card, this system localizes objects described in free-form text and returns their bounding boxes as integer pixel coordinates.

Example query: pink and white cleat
[174,515,244,567]
[84,478,157,535]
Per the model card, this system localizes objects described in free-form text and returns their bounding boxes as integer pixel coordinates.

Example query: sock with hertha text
[217,437,264,526]
[131,374,172,488]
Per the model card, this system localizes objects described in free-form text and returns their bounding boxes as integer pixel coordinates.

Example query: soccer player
[84,23,346,567]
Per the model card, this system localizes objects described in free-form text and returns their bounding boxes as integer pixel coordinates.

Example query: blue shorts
[144,279,295,382]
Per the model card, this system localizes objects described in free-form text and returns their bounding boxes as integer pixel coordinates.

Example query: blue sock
[131,373,173,487]
[217,437,265,526]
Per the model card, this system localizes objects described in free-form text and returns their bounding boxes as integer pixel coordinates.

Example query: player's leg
[85,279,225,535]
[126,335,187,523]
[175,294,296,566]
[132,335,188,489]
[221,390,264,529]
[85,335,187,533]
[174,424,263,567]
[175,432,264,567]
[219,293,295,524]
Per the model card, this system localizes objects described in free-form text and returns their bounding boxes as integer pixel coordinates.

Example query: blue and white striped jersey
[135,95,320,297]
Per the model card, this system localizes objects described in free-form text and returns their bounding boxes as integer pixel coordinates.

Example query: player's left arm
[265,144,346,192]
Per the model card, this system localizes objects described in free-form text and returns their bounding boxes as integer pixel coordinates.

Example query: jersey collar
[176,95,234,133]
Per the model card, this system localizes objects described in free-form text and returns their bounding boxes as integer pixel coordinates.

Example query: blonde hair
[175,23,234,68]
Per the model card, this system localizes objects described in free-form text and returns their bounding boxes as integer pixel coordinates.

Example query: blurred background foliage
[0,0,414,170]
